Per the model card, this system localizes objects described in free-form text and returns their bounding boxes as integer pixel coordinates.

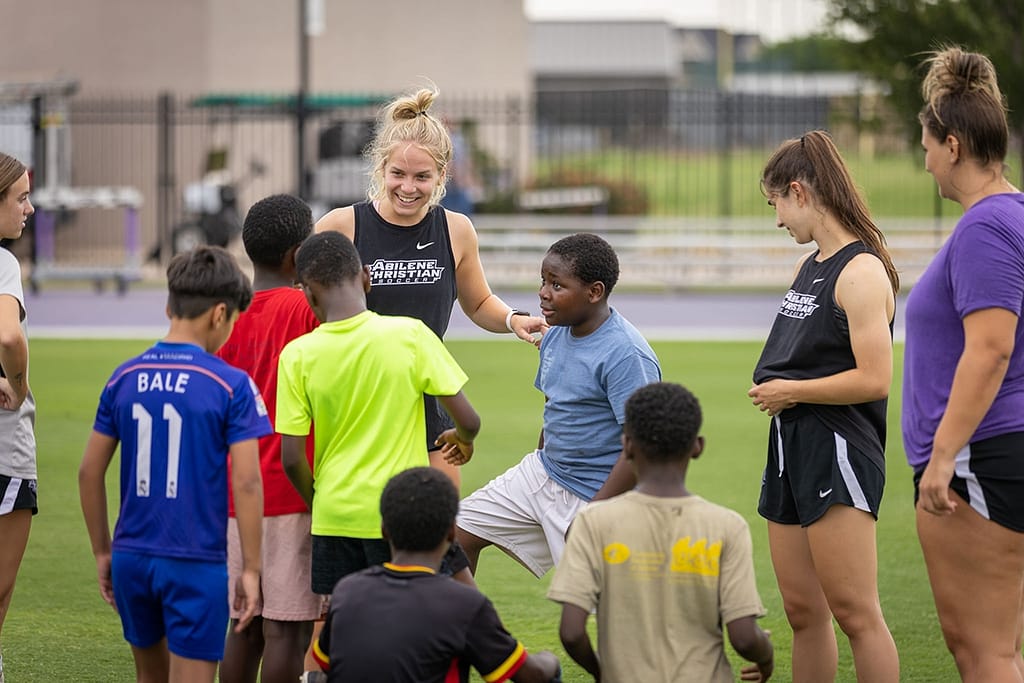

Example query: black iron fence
[1,87,982,288]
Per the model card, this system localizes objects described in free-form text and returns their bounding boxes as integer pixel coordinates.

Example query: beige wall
[2,0,209,92]
[4,0,529,97]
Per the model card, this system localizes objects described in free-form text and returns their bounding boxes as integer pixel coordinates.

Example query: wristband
[504,308,529,332]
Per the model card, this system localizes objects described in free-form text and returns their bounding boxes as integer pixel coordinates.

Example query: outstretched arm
[448,212,548,345]
[79,430,119,608]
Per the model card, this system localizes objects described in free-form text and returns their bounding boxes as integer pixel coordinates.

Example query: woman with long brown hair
[748,130,900,682]
[0,152,36,683]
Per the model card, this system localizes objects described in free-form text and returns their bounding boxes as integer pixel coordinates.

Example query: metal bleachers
[473,215,955,290]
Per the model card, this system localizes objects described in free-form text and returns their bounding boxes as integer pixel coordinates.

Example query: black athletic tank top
[753,241,892,465]
[353,201,458,339]
[353,201,458,449]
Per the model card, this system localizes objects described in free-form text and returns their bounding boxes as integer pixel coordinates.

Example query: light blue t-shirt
[535,308,661,500]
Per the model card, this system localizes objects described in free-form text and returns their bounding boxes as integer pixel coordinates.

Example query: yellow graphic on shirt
[603,542,631,564]
[670,537,722,576]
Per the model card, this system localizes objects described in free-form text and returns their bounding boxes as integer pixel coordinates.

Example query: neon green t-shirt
[276,311,468,537]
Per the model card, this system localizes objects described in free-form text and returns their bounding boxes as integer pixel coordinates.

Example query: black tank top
[754,241,891,465]
[353,201,459,448]
[353,201,457,339]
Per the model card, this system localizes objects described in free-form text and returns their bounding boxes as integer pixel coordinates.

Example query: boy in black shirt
[307,467,561,683]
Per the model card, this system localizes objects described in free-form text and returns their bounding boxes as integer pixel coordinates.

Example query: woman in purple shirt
[904,46,1024,681]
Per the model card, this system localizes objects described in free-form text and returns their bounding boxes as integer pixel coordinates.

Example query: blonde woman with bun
[316,87,547,489]
[904,46,1024,682]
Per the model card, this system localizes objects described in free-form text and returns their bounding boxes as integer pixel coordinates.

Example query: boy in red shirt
[217,194,321,683]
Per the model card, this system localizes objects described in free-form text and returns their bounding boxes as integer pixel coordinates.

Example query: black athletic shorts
[424,395,455,453]
[758,408,884,526]
[311,535,470,594]
[0,474,38,515]
[913,431,1024,532]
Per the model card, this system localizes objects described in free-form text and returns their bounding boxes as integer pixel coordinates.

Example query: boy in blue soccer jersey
[79,246,271,683]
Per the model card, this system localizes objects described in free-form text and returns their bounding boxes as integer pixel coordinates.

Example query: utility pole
[296,0,310,199]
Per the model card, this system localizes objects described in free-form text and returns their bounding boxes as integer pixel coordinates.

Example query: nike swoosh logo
[812,278,825,284]
[416,241,434,250]
[818,488,832,498]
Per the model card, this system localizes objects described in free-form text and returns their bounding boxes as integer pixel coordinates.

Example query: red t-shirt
[217,286,319,516]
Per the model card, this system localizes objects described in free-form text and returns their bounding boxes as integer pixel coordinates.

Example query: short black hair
[547,233,619,295]
[166,246,253,319]
[295,231,362,287]
[242,194,313,268]
[624,382,702,461]
[380,467,459,552]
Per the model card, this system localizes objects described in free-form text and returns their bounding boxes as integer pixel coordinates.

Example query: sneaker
[299,672,327,683]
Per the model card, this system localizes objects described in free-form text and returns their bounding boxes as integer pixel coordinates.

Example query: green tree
[826,0,1024,177]
[758,33,855,72]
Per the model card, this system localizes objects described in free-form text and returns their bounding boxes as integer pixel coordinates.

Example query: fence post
[718,91,733,217]
[157,92,175,265]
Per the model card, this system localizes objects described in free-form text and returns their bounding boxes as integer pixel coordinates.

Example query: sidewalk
[25,286,908,342]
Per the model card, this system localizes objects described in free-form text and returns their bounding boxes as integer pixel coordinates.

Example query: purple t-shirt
[902,193,1024,468]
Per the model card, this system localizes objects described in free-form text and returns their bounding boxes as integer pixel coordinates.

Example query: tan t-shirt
[547,491,766,683]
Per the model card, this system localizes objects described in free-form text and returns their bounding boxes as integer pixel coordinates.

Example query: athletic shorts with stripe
[0,474,37,515]
[758,409,884,526]
[913,431,1024,532]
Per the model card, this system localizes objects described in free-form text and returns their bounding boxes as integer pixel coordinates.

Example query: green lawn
[534,148,1023,219]
[3,338,956,681]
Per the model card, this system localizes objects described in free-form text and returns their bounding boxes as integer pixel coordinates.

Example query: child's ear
[284,245,301,276]
[689,435,706,461]
[211,302,228,327]
[587,280,606,304]
[362,265,372,294]
[622,431,635,461]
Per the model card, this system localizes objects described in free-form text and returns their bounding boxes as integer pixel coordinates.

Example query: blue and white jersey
[93,341,271,562]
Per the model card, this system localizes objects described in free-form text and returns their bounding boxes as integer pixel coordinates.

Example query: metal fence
[0,87,959,290]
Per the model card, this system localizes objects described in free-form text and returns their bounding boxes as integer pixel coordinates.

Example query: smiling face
[0,171,33,240]
[378,144,444,225]
[538,251,602,332]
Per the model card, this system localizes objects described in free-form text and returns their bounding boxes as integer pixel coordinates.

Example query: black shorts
[311,536,470,594]
[758,409,884,526]
[0,474,38,515]
[913,431,1024,532]
[424,395,455,453]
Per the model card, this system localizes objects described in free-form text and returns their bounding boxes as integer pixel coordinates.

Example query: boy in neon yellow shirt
[277,231,479,595]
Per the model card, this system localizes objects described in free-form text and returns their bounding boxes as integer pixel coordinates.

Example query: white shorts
[227,513,325,621]
[457,450,586,577]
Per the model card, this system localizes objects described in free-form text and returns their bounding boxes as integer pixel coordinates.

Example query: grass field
[534,148,1024,219]
[3,338,959,682]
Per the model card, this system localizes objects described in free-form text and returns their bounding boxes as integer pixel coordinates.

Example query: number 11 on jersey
[132,402,182,498]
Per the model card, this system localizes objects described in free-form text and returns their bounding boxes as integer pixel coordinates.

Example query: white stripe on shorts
[835,434,870,512]
[774,415,784,476]
[0,477,22,514]
[954,443,990,520]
